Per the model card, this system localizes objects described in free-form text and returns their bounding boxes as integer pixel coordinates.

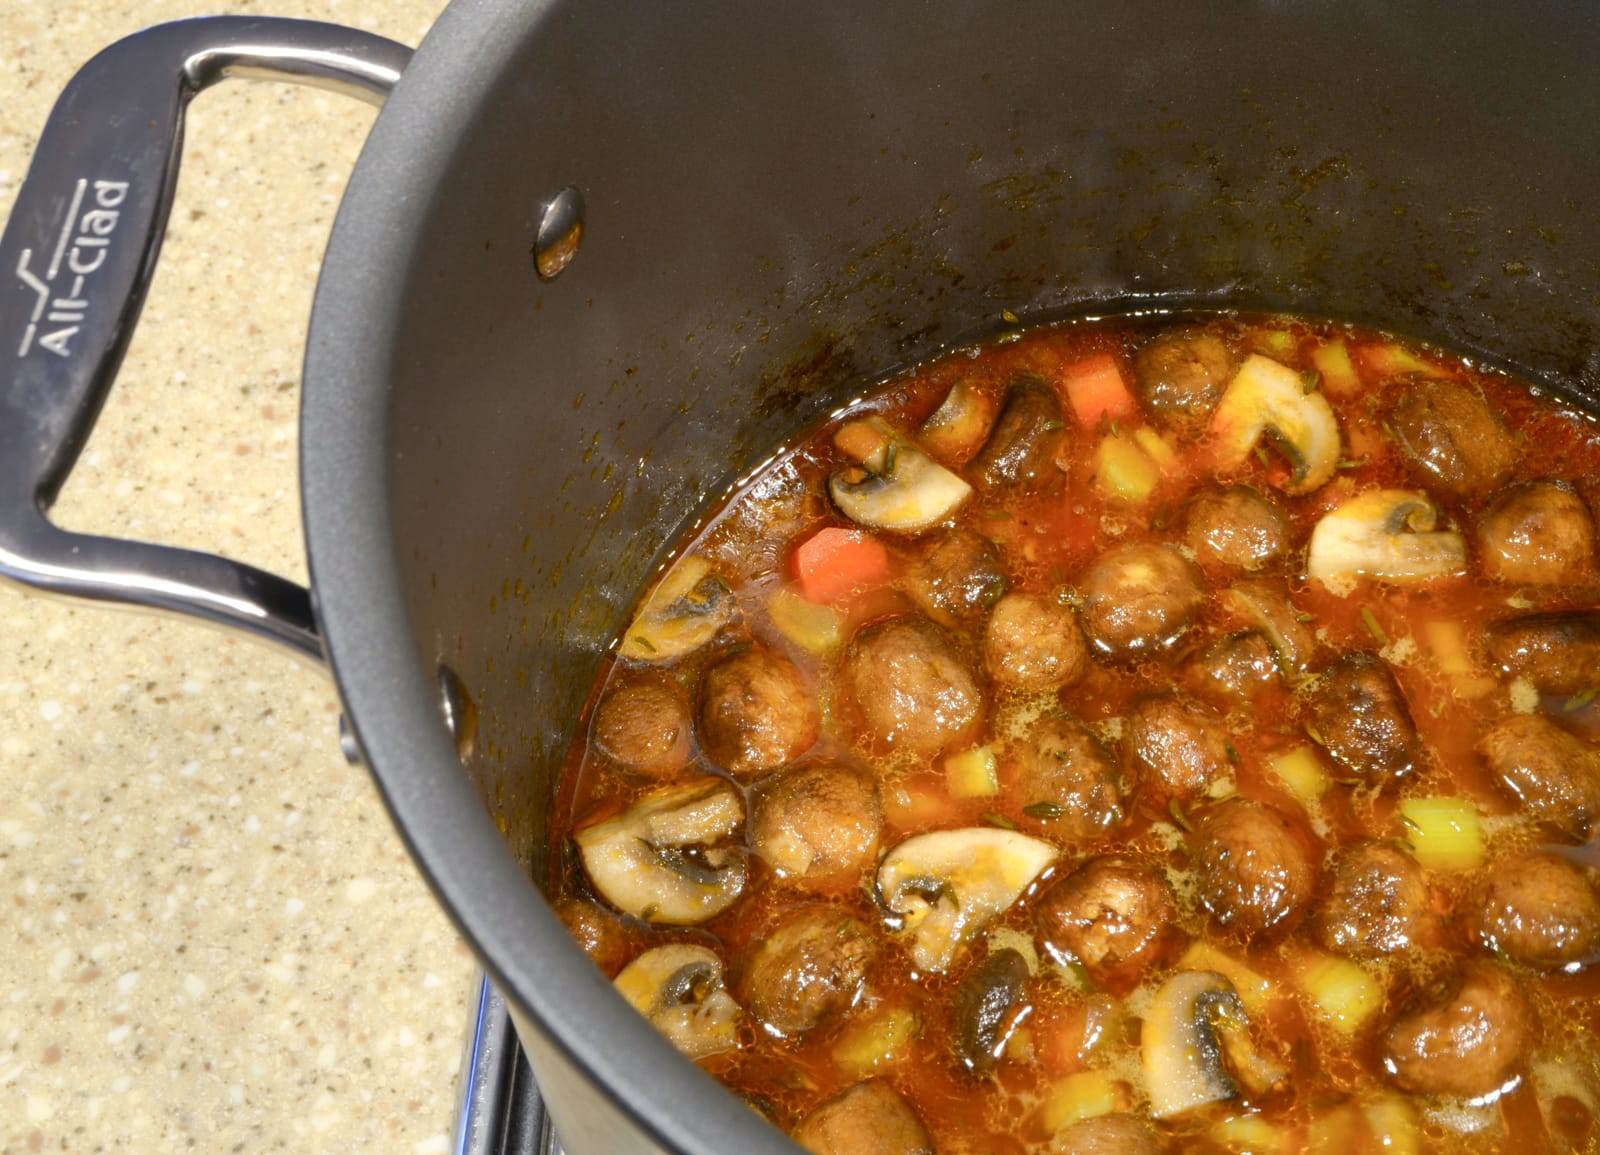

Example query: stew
[548,312,1600,1154]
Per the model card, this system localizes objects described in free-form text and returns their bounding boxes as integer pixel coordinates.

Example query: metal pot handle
[0,17,411,665]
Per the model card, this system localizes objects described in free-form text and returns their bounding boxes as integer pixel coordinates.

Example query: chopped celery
[1177,942,1273,1014]
[1293,951,1384,1034]
[1036,1070,1118,1134]
[945,744,1000,799]
[1311,340,1360,394]
[1269,745,1327,805]
[1133,426,1178,470]
[830,1006,918,1077]
[1399,796,1484,871]
[768,587,842,653]
[1363,1095,1420,1155]
[1211,1114,1287,1154]
[1094,432,1161,502]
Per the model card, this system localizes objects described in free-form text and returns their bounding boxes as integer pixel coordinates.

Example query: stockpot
[3,3,1599,1152]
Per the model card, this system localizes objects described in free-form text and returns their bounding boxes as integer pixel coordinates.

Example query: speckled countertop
[0,3,477,1152]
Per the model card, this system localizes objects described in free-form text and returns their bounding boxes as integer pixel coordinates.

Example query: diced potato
[1423,620,1496,700]
[1036,1070,1119,1134]
[1094,432,1161,502]
[1269,745,1327,805]
[1452,675,1497,700]
[1363,1095,1420,1155]
[1424,619,1473,677]
[883,784,964,830]
[1399,796,1484,872]
[1133,426,1178,471]
[830,1006,918,1077]
[945,744,1000,799]
[1177,942,1273,1015]
[1252,328,1298,358]
[1293,950,1384,1034]
[1305,1104,1367,1155]
[1211,1114,1287,1154]
[769,587,842,653]
[1311,340,1360,395]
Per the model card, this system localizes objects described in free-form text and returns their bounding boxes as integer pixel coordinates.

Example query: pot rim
[300,2,795,1151]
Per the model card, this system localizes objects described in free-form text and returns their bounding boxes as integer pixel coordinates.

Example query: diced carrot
[1060,353,1136,428]
[793,527,890,604]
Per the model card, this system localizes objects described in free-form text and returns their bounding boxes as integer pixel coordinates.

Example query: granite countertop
[0,3,477,1151]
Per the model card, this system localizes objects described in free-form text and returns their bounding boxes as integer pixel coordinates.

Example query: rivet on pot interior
[532,185,585,281]
[437,664,478,761]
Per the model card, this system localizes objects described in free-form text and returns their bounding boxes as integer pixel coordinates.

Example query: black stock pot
[3,3,1598,1152]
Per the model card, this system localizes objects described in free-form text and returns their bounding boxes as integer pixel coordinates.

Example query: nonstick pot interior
[303,2,1600,1151]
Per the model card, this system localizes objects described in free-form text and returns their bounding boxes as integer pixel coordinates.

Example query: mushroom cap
[614,944,740,1059]
[575,779,747,925]
[876,827,1058,973]
[1142,970,1284,1119]
[1209,354,1342,494]
[829,417,973,533]
[1307,489,1467,591]
[619,555,738,661]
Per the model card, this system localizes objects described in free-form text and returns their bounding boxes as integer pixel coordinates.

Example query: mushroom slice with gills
[1306,489,1468,591]
[875,827,1058,974]
[613,944,740,1060]
[618,555,737,662]
[575,779,747,925]
[1209,353,1342,494]
[1223,580,1315,676]
[828,416,973,533]
[1142,970,1287,1119]
[919,379,999,465]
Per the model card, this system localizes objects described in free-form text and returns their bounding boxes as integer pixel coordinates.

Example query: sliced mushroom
[829,416,973,532]
[1223,580,1315,675]
[1209,354,1341,494]
[575,780,747,925]
[613,944,740,1059]
[619,555,737,662]
[919,380,999,464]
[1142,970,1286,1119]
[952,947,1032,1073]
[875,827,1058,973]
[1307,489,1467,590]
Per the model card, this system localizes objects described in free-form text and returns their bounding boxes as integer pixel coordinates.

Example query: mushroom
[1223,580,1315,675]
[951,947,1032,1073]
[1306,489,1467,591]
[619,555,737,662]
[875,827,1058,973]
[613,944,740,1059]
[575,779,747,925]
[919,380,998,465]
[1142,970,1286,1119]
[1209,354,1341,494]
[829,417,973,533]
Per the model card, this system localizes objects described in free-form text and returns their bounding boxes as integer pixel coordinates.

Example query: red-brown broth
[547,313,1600,1153]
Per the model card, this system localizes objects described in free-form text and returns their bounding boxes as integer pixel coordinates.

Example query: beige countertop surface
[0,2,478,1152]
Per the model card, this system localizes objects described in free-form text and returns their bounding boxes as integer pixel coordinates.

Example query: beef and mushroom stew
[548,313,1600,1154]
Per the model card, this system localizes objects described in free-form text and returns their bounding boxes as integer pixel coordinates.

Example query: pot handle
[0,18,411,665]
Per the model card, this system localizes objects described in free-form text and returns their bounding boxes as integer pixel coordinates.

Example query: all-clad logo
[14,178,129,358]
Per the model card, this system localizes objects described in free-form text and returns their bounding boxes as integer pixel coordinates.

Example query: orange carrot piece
[1061,353,1136,428]
[794,527,890,603]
